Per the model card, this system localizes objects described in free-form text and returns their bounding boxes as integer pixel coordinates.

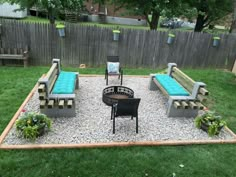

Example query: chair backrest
[107,56,119,62]
[115,98,141,117]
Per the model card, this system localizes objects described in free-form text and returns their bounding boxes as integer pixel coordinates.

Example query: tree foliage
[186,0,233,32]
[230,0,236,33]
[106,0,233,31]
[4,0,84,23]
[104,0,182,30]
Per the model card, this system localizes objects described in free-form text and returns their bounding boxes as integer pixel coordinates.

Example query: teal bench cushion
[52,71,76,94]
[155,74,189,96]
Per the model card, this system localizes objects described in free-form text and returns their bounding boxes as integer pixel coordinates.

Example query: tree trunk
[48,8,55,24]
[194,0,208,32]
[230,0,236,33]
[194,14,205,32]
[149,12,160,30]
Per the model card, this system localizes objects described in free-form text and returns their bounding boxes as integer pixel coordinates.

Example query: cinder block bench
[0,47,29,67]
[38,59,79,117]
[149,63,208,117]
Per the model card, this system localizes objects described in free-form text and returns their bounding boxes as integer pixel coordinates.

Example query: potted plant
[56,23,66,37]
[213,36,220,47]
[112,29,120,41]
[16,112,52,140]
[194,111,226,136]
[167,33,175,44]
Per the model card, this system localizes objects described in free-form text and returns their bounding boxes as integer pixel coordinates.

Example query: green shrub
[194,111,226,136]
[16,112,52,140]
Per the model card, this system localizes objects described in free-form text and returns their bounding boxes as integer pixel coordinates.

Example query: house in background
[84,0,147,26]
[0,2,27,18]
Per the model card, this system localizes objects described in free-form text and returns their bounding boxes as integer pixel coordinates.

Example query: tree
[61,0,84,14]
[105,0,182,30]
[230,0,236,33]
[4,0,84,23]
[187,0,233,32]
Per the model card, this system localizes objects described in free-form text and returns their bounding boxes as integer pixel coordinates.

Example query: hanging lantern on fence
[213,36,220,47]
[167,33,175,44]
[112,30,120,41]
[56,24,66,37]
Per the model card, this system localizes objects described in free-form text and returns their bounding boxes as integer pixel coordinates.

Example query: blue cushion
[107,62,120,73]
[52,71,76,94]
[155,74,189,96]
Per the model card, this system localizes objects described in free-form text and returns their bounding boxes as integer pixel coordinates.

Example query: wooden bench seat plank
[38,84,45,93]
[171,72,193,93]
[49,75,58,93]
[172,67,195,85]
[67,100,73,108]
[199,87,209,95]
[59,100,65,109]
[0,54,24,59]
[46,63,57,78]
[197,94,207,102]
[189,101,198,109]
[173,101,181,109]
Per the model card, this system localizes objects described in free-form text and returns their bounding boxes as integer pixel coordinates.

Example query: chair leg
[131,116,133,120]
[113,116,115,134]
[136,115,138,133]
[106,75,108,85]
[111,107,113,120]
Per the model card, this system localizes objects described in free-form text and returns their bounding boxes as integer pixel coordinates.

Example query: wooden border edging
[225,126,236,138]
[1,139,236,150]
[0,74,236,150]
[0,78,40,145]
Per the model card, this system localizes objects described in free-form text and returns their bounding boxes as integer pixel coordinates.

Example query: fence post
[232,60,236,74]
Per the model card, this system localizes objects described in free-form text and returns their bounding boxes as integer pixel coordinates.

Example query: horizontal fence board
[0,19,236,69]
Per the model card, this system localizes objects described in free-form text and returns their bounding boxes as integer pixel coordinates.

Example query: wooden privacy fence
[0,19,236,69]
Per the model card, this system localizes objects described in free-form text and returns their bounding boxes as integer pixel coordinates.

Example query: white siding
[88,15,147,26]
[0,3,27,18]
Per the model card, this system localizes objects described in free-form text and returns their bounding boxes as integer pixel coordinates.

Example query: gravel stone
[3,76,234,145]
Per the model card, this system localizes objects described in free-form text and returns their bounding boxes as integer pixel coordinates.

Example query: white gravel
[3,76,234,145]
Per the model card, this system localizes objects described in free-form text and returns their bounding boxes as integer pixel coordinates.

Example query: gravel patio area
[3,76,234,145]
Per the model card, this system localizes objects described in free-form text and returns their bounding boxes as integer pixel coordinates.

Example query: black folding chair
[105,56,123,85]
[111,98,141,133]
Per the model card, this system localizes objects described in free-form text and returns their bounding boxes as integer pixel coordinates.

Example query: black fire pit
[102,86,134,107]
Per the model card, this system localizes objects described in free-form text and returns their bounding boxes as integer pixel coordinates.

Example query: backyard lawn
[0,66,236,177]
[20,16,228,33]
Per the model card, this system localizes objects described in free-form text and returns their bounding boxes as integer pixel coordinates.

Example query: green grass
[0,66,236,177]
[20,16,151,30]
[1,145,236,177]
[19,16,169,31]
[19,16,229,34]
[184,69,236,131]
[20,16,64,24]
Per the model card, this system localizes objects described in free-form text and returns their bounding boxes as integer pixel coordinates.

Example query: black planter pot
[200,122,223,135]
[200,123,209,132]
[37,127,45,137]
